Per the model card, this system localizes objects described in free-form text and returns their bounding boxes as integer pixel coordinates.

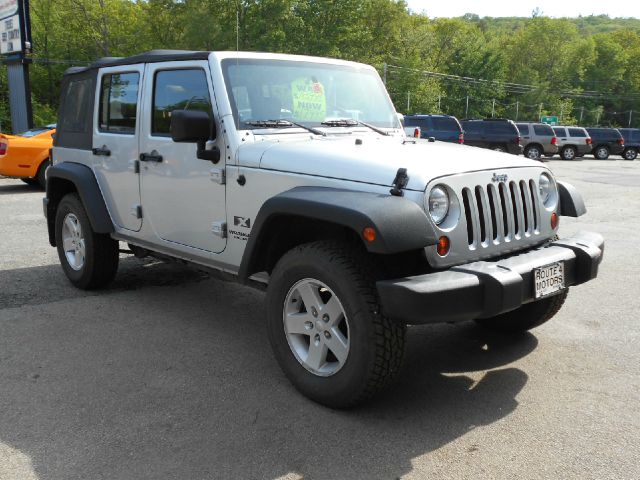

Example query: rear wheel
[475,290,568,333]
[561,146,577,161]
[524,145,542,160]
[55,193,119,289]
[266,241,406,408]
[623,147,637,161]
[594,145,610,160]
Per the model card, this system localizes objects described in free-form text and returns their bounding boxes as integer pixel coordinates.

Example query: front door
[139,61,227,254]
[93,65,144,231]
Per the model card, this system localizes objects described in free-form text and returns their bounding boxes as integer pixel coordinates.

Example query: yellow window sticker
[291,78,326,122]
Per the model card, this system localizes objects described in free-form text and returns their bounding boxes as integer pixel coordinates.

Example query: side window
[516,124,529,135]
[568,128,586,137]
[533,124,553,136]
[553,127,566,137]
[99,72,140,134]
[152,69,212,136]
[60,78,93,133]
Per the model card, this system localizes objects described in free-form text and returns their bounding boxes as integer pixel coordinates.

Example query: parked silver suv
[552,126,592,160]
[43,50,604,408]
[516,122,558,160]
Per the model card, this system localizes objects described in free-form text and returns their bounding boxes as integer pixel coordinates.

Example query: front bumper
[377,231,604,325]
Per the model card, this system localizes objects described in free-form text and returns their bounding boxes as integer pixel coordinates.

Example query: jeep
[44,50,604,408]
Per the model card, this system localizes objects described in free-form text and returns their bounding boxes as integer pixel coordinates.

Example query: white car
[44,50,604,408]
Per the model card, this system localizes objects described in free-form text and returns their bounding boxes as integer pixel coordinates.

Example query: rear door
[138,61,227,254]
[93,65,144,231]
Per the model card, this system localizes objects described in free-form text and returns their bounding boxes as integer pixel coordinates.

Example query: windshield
[18,126,54,137]
[221,58,400,131]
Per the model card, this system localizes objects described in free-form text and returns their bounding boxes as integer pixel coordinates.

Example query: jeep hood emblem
[492,172,508,183]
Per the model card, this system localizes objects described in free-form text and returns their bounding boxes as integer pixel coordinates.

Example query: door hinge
[130,205,142,219]
[210,167,226,184]
[211,221,227,238]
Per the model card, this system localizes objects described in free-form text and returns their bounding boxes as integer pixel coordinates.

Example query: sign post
[540,115,559,126]
[1,0,33,134]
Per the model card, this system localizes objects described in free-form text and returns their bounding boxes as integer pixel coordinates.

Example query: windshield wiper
[321,118,391,136]
[244,119,324,136]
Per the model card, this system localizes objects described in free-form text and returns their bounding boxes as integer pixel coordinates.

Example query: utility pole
[560,105,564,124]
[2,0,33,133]
[539,103,543,121]
[438,95,441,112]
[492,99,495,118]
[596,110,601,126]
[579,106,584,124]
[515,101,519,121]
[383,63,387,86]
[629,110,633,128]
[407,91,410,112]
[465,95,469,118]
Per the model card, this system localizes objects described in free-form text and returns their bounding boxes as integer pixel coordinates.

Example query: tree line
[1,0,639,130]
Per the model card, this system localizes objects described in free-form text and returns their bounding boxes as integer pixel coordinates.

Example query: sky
[405,0,640,19]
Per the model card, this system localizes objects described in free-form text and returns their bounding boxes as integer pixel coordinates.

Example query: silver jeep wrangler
[44,50,604,408]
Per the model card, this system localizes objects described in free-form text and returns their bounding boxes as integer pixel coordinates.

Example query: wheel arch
[237,187,438,282]
[45,162,113,246]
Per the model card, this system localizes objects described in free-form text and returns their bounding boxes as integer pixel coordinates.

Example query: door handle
[92,145,111,156]
[139,150,163,163]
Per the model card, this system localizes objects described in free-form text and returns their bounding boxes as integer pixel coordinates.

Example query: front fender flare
[238,187,437,281]
[557,181,586,217]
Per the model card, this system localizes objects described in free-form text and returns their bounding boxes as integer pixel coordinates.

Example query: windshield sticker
[291,78,326,122]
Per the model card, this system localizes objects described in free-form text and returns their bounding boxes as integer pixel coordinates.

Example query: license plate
[534,262,565,299]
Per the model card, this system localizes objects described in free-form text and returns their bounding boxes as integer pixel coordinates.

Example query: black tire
[21,177,39,186]
[594,145,610,160]
[35,159,50,188]
[475,289,568,333]
[266,241,406,408]
[560,146,577,161]
[623,147,637,161]
[55,193,119,289]
[524,145,542,160]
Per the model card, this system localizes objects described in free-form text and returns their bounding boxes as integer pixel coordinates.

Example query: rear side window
[533,124,554,136]
[553,127,566,137]
[487,122,516,135]
[431,117,460,131]
[516,124,529,135]
[152,69,212,136]
[99,72,140,134]
[403,117,430,130]
[568,128,586,137]
[60,78,94,133]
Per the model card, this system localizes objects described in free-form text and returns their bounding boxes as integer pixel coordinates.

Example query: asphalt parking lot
[1,159,639,480]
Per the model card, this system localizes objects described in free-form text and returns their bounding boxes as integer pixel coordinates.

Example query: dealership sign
[0,0,30,55]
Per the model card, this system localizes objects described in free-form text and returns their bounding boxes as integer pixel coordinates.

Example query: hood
[238,134,541,191]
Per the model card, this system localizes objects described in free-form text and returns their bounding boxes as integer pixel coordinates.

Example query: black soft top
[64,50,211,76]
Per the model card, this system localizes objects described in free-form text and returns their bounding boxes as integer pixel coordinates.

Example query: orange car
[0,124,55,188]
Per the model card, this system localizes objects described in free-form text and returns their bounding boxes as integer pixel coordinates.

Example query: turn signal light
[0,142,7,156]
[551,137,557,145]
[436,236,450,256]
[363,227,376,243]
[550,212,559,229]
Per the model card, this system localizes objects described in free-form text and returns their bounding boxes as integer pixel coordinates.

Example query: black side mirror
[170,110,220,163]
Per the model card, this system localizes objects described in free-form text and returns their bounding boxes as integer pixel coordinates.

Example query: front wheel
[266,241,406,408]
[475,290,568,333]
[55,193,119,289]
[623,148,637,161]
[594,146,610,160]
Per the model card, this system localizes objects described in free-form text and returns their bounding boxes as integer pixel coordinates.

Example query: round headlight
[428,185,450,225]
[538,173,557,209]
